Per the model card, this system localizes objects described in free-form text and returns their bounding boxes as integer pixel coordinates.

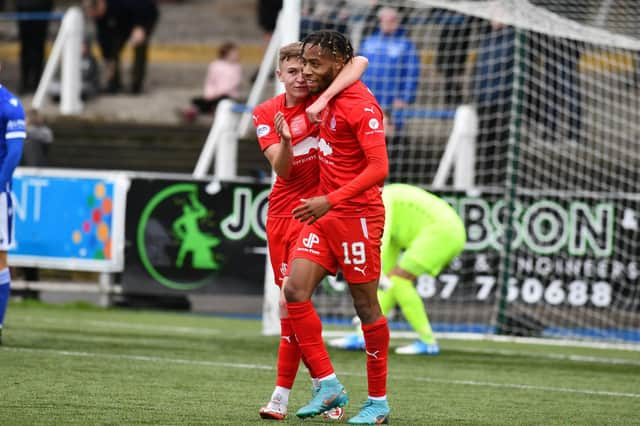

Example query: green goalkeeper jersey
[381,183,463,252]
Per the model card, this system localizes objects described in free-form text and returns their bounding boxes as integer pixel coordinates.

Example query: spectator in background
[21,109,53,167]
[300,2,348,40]
[15,0,54,94]
[257,0,282,46]
[359,6,420,135]
[530,35,582,143]
[178,42,242,123]
[252,0,281,82]
[49,36,101,102]
[434,9,477,106]
[472,19,515,187]
[84,0,159,94]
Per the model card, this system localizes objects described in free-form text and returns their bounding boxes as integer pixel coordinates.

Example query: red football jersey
[318,81,387,217]
[254,94,320,217]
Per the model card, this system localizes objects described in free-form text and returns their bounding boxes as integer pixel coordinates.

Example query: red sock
[276,318,301,389]
[286,300,334,379]
[362,316,389,397]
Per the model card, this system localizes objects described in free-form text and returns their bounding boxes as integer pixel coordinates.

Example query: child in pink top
[181,42,243,122]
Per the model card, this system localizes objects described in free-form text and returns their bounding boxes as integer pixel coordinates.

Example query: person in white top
[180,41,243,123]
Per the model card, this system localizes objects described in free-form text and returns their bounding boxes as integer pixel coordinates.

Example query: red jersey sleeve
[253,97,282,152]
[326,100,388,207]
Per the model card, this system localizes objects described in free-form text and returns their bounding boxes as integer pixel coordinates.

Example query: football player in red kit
[282,30,391,424]
[255,41,369,421]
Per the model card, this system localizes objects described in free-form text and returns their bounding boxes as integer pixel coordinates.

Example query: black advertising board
[425,190,639,311]
[123,176,639,318]
[123,178,270,295]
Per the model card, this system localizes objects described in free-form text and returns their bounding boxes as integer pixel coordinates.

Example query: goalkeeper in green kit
[329,183,466,355]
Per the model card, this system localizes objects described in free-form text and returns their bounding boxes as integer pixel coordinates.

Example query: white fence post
[433,104,478,189]
[214,101,239,179]
[32,7,83,114]
[193,99,237,179]
[60,7,84,114]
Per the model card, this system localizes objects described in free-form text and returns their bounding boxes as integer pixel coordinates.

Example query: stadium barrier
[30,7,84,115]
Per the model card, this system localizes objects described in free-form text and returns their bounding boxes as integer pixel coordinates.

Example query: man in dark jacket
[15,0,54,94]
[85,0,159,94]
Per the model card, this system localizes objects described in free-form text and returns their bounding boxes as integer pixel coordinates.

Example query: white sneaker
[259,400,287,420]
[395,340,440,355]
[328,334,365,351]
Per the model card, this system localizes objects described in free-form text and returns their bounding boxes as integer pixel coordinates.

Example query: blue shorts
[0,190,15,251]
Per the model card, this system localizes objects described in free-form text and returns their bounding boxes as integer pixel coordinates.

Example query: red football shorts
[293,214,384,284]
[266,216,305,287]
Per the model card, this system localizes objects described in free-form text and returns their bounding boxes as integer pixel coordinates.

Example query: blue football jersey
[0,85,25,189]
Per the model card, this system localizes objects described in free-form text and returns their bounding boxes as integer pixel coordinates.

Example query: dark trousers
[131,41,150,93]
[191,96,229,114]
[17,19,50,93]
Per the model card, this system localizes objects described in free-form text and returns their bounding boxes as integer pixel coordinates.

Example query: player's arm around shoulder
[306,55,368,123]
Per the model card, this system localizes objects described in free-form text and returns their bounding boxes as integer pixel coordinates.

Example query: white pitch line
[408,376,640,399]
[18,315,221,336]
[451,347,640,366]
[2,347,273,370]
[3,346,639,399]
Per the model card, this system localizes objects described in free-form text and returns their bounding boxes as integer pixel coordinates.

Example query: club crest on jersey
[290,114,307,137]
[368,118,380,130]
[329,115,337,131]
[256,124,270,138]
[280,262,287,276]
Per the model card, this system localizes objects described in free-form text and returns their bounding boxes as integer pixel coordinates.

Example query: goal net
[269,0,640,347]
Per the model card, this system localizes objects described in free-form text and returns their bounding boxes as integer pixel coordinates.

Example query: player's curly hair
[302,30,354,64]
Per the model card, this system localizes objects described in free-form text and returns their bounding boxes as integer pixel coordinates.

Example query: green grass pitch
[1,300,638,425]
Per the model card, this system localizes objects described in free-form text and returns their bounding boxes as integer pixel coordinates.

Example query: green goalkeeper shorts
[388,220,466,277]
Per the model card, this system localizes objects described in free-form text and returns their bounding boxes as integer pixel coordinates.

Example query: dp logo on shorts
[302,232,320,248]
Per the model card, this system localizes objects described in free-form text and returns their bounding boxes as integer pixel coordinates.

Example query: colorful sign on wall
[10,168,129,272]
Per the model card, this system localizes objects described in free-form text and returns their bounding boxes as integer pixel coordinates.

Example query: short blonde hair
[278,42,303,66]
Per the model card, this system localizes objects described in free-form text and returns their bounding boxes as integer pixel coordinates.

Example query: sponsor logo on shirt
[256,124,270,138]
[292,137,319,157]
[318,138,333,156]
[7,119,25,130]
[363,106,375,114]
[9,98,18,107]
